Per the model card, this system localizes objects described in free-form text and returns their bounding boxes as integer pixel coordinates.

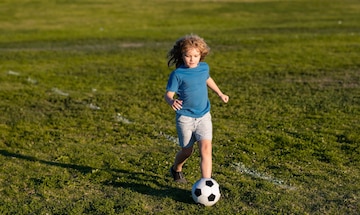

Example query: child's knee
[181,147,194,157]
[199,141,212,155]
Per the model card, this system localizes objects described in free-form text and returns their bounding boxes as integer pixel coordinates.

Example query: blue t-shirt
[166,62,210,118]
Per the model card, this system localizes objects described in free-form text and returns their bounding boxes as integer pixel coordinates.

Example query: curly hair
[167,34,210,68]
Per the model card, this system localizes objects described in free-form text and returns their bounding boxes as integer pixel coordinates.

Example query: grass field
[1,0,359,214]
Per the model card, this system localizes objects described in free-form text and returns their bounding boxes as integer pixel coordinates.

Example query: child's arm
[165,91,183,111]
[206,77,229,103]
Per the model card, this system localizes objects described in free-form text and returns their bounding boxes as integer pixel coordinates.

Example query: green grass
[1,0,359,214]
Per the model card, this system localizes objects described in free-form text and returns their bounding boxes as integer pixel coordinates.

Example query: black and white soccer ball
[191,178,221,206]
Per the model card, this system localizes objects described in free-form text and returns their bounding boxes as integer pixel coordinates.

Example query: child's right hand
[172,99,183,111]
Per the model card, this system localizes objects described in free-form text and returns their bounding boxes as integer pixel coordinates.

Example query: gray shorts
[176,112,212,148]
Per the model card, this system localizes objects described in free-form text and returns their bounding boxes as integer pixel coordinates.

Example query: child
[165,34,229,183]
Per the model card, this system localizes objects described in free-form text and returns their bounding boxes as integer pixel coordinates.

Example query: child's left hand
[220,94,229,103]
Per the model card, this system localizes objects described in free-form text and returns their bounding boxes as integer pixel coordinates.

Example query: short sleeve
[166,72,179,92]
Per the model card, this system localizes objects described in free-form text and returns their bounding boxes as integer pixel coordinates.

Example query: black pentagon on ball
[205,180,214,187]
[194,188,202,197]
[208,194,216,201]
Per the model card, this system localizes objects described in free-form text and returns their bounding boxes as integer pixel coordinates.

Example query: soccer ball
[191,178,221,206]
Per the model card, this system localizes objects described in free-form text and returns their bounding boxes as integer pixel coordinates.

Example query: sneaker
[170,166,187,183]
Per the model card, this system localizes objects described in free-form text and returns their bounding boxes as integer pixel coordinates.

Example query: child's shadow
[0,149,193,204]
[103,168,193,203]
[105,177,192,203]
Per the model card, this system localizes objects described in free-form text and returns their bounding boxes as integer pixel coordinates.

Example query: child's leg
[198,139,212,178]
[173,146,194,172]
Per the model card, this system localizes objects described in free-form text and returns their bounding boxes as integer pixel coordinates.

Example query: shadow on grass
[0,149,93,174]
[105,179,193,204]
[0,149,192,204]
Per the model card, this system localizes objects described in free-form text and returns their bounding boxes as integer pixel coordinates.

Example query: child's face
[182,48,201,68]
